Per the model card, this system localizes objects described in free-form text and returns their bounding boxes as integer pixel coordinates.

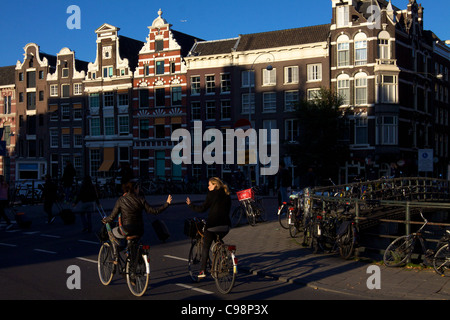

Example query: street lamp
[247,52,275,186]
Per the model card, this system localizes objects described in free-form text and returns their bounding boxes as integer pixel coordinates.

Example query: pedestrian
[62,161,76,202]
[0,175,13,230]
[73,175,100,233]
[42,174,57,224]
[186,177,232,279]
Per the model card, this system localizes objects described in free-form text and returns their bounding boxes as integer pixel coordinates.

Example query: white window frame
[263,92,276,113]
[284,66,299,84]
[307,64,322,82]
[262,68,276,86]
[284,90,299,112]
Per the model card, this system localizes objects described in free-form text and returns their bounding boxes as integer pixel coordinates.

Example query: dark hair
[122,180,138,195]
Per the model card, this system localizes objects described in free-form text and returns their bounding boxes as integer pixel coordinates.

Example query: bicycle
[432,229,450,276]
[383,211,435,267]
[334,206,359,260]
[185,217,238,294]
[288,191,303,238]
[97,207,151,297]
[232,187,266,227]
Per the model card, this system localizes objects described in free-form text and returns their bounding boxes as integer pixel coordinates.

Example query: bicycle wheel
[126,248,150,297]
[383,235,414,267]
[231,205,244,228]
[98,242,115,285]
[254,199,266,222]
[188,239,203,282]
[433,243,450,277]
[338,224,356,260]
[213,246,236,294]
[278,205,289,229]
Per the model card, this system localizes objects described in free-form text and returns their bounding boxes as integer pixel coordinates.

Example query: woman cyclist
[186,177,231,279]
[102,180,172,274]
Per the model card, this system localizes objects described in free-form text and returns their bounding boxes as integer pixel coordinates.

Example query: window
[144,64,150,76]
[103,66,113,78]
[27,92,36,110]
[206,101,215,120]
[62,84,70,98]
[191,102,201,120]
[355,33,368,66]
[379,75,397,103]
[355,73,368,105]
[337,35,350,67]
[191,76,200,95]
[206,75,215,94]
[354,117,368,145]
[221,100,231,120]
[307,64,322,81]
[242,71,254,88]
[89,93,99,108]
[263,92,276,112]
[27,71,36,88]
[284,66,299,84]
[139,119,149,139]
[73,108,82,120]
[155,88,165,107]
[62,68,69,78]
[241,93,254,114]
[90,149,101,177]
[50,85,58,97]
[307,88,321,101]
[285,119,299,142]
[74,83,82,95]
[336,5,349,28]
[3,96,11,114]
[104,92,114,108]
[171,87,182,106]
[376,116,397,145]
[62,134,71,148]
[104,117,114,135]
[139,89,149,108]
[337,75,350,105]
[155,60,164,75]
[61,105,70,120]
[90,118,101,136]
[118,93,129,107]
[50,129,58,147]
[170,61,176,74]
[155,125,165,138]
[378,31,391,61]
[221,73,231,93]
[284,90,299,112]
[262,68,276,85]
[155,40,164,52]
[118,116,129,135]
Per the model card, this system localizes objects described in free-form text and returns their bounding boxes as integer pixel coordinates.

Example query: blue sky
[0,0,448,66]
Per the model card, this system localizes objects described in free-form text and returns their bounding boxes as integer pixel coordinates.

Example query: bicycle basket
[237,188,254,201]
[184,218,204,238]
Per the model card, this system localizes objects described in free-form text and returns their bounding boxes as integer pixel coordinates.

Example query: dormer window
[155,39,164,52]
[336,5,349,28]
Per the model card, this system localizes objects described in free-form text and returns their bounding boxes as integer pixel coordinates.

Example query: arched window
[354,72,368,105]
[378,31,391,61]
[337,74,350,105]
[337,35,350,67]
[354,33,367,65]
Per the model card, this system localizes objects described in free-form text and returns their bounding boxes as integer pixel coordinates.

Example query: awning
[98,147,115,172]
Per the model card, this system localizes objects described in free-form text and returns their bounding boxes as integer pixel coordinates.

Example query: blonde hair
[209,177,230,195]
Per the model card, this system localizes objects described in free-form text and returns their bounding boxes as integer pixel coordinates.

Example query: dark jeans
[201,228,229,271]
[0,200,11,224]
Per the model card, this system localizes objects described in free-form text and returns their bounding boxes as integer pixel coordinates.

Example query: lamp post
[247,52,275,187]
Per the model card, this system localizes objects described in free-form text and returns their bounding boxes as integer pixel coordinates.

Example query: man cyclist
[102,180,172,277]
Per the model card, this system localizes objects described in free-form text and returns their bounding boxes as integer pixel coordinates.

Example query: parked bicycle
[184,217,238,294]
[288,191,304,238]
[231,187,266,227]
[383,211,445,268]
[334,206,359,260]
[433,229,450,276]
[97,207,151,297]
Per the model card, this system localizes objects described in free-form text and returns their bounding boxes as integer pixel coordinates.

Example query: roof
[188,24,331,57]
[118,36,144,72]
[171,29,204,57]
[0,66,15,86]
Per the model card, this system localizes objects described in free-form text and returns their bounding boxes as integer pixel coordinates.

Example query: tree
[287,87,349,186]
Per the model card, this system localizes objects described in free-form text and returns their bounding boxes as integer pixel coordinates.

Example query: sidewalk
[5,193,450,300]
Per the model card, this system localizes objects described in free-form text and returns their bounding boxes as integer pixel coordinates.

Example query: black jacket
[189,188,231,229]
[104,193,169,229]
